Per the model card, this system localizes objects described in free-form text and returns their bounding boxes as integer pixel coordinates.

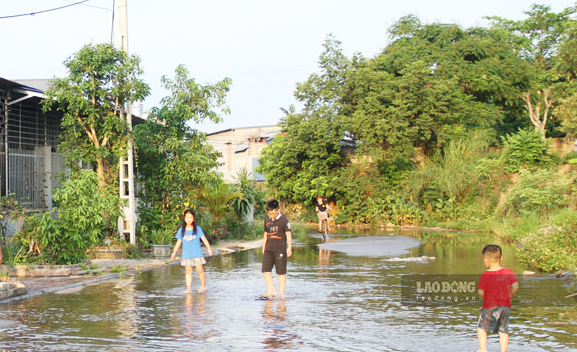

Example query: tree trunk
[522,89,552,140]
[96,158,107,192]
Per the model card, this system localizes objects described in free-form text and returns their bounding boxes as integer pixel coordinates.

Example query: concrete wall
[206,126,281,183]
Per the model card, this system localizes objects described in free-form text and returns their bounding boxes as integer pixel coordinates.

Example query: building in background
[0,77,145,213]
[206,125,281,183]
[0,77,64,212]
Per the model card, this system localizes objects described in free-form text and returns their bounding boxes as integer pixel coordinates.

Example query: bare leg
[184,266,193,293]
[498,332,509,352]
[477,328,488,352]
[263,271,276,297]
[196,265,207,293]
[278,274,286,298]
[318,220,322,232]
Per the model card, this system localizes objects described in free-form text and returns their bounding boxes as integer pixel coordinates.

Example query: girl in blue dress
[171,209,213,293]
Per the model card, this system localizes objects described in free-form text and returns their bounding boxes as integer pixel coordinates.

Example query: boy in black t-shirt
[262,199,293,299]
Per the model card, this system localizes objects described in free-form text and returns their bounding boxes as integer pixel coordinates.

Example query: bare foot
[197,287,207,293]
[183,290,192,294]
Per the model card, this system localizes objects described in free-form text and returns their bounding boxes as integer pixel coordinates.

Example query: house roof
[11,78,51,92]
[206,125,281,136]
[0,76,146,125]
[0,77,44,92]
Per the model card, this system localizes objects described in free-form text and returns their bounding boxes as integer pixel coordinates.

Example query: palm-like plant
[230,167,262,221]
[199,183,240,224]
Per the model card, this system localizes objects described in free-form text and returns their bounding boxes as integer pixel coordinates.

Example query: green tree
[43,43,150,190]
[488,4,577,138]
[346,16,530,161]
[257,36,351,204]
[134,65,231,228]
[555,24,577,137]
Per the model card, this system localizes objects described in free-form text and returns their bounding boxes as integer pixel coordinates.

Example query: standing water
[0,229,575,351]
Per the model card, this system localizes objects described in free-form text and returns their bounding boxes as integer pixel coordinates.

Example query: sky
[1,0,575,134]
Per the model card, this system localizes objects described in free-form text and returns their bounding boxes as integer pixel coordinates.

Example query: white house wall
[206,125,281,183]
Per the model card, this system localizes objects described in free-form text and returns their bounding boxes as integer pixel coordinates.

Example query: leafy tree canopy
[134,65,231,228]
[257,36,351,204]
[487,4,577,137]
[43,43,150,189]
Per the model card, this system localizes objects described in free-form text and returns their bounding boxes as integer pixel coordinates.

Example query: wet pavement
[1,239,262,302]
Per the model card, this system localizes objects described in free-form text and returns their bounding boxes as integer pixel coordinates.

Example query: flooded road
[0,229,575,351]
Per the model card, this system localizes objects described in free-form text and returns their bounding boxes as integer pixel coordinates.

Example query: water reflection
[317,247,331,270]
[0,229,575,352]
[261,299,294,349]
[179,293,207,340]
[112,277,138,339]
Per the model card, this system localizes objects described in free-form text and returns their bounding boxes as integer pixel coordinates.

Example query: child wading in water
[171,209,213,293]
[476,244,519,352]
[262,199,292,299]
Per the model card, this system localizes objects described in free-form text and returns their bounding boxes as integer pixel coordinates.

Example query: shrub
[147,228,175,245]
[564,151,577,164]
[514,219,577,272]
[25,170,124,264]
[501,169,570,216]
[500,129,551,173]
[0,194,26,239]
[475,158,504,180]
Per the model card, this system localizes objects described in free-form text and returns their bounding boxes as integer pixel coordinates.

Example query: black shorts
[262,249,287,275]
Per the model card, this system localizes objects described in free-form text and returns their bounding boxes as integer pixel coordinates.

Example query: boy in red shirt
[476,244,519,352]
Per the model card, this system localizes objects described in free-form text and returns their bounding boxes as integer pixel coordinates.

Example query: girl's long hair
[180,208,198,237]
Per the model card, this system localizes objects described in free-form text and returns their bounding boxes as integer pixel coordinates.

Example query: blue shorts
[477,307,511,334]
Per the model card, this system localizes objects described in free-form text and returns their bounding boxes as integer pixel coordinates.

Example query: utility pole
[118,0,136,245]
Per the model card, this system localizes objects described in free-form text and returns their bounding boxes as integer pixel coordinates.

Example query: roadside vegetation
[1,4,576,278]
[257,4,577,274]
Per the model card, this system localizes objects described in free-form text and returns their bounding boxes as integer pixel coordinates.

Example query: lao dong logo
[401,275,479,306]
[416,280,476,294]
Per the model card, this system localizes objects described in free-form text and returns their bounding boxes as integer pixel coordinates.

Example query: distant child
[476,244,519,352]
[314,196,331,233]
[171,209,213,294]
[262,199,293,299]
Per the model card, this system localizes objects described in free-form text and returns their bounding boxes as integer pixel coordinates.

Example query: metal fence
[3,149,65,209]
[1,91,63,211]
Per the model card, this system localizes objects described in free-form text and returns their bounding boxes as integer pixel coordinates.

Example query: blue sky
[1,0,575,133]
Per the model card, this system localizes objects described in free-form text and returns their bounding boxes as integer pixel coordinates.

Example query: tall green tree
[134,65,231,228]
[43,43,150,190]
[257,36,352,204]
[345,16,530,162]
[555,24,577,138]
[488,4,577,138]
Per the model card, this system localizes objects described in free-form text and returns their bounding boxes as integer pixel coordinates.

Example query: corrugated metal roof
[11,78,52,92]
